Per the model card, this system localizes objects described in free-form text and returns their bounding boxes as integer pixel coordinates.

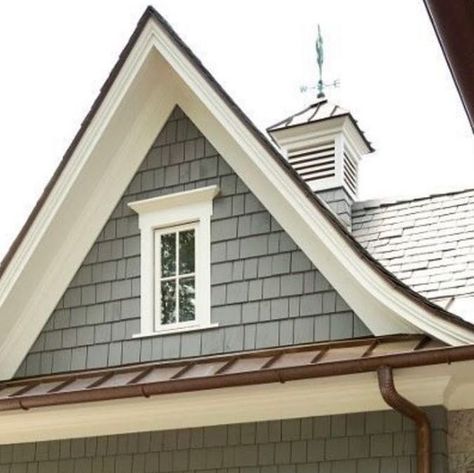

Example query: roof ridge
[353,186,474,212]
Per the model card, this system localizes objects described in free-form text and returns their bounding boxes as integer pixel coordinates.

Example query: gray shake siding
[15,107,370,378]
[0,408,448,473]
[316,188,353,230]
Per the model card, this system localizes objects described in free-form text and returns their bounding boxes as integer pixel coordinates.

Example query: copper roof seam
[1,345,474,412]
[261,353,284,370]
[214,357,238,375]
[361,341,378,357]
[310,348,328,364]
[127,367,154,385]
[87,372,115,389]
[9,383,38,397]
[48,377,76,393]
[414,336,431,351]
[170,363,195,380]
[308,105,320,122]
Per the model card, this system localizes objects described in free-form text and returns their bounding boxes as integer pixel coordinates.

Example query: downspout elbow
[377,365,431,473]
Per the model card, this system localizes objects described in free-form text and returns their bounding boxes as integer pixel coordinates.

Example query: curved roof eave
[0,5,472,347]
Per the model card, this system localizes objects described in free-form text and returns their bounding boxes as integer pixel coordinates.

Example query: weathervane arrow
[316,24,325,98]
[300,24,340,100]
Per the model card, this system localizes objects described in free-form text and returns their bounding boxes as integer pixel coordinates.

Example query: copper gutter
[378,366,431,473]
[1,341,474,412]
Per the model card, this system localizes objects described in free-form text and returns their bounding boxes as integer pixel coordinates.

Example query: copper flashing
[378,366,431,473]
[1,334,473,413]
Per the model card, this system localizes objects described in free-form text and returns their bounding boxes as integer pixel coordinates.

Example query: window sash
[154,222,197,331]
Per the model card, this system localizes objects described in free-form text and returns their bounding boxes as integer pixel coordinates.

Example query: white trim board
[0,11,472,380]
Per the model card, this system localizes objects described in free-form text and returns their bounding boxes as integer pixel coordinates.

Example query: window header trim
[128,185,219,215]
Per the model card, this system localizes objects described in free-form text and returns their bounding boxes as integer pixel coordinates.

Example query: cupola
[267,99,373,229]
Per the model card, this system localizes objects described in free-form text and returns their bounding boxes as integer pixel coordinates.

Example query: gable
[15,108,370,378]
[1,7,473,381]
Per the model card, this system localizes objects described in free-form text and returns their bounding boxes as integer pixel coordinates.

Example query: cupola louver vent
[343,146,358,196]
[288,142,336,187]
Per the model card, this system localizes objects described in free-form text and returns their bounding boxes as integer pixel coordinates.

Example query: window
[129,185,219,336]
[156,224,196,329]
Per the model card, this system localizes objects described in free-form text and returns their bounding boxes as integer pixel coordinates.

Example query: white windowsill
[132,323,219,338]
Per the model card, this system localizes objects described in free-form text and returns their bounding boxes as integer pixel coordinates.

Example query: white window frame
[128,185,219,336]
[154,222,198,332]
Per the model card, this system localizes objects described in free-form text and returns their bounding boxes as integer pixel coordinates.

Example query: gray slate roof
[352,189,474,303]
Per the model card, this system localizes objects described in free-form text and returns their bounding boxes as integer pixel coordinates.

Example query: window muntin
[155,224,197,330]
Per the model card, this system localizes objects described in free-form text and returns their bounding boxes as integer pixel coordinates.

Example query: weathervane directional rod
[316,24,325,98]
[300,25,339,99]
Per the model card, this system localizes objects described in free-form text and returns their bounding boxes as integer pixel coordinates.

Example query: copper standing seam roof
[266,99,374,153]
[0,6,473,336]
[4,334,474,413]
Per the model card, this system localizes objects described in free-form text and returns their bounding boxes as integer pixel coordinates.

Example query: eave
[1,334,474,444]
[0,6,474,380]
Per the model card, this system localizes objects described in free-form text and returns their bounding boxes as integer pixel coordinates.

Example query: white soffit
[0,12,473,380]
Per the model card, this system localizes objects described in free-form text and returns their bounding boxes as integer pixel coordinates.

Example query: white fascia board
[148,19,474,345]
[0,16,472,382]
[0,26,178,379]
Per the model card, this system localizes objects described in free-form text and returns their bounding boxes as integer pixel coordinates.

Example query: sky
[0,0,473,259]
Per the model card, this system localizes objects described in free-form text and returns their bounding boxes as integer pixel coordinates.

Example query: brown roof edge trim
[423,0,474,133]
[0,5,472,339]
[1,342,474,413]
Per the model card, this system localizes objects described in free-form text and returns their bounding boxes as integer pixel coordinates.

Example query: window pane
[161,280,176,324]
[161,233,176,277]
[179,230,195,275]
[179,277,195,322]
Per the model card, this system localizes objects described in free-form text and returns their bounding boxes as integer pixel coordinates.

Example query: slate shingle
[353,189,474,301]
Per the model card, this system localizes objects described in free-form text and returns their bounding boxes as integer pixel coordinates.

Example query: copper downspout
[377,365,431,473]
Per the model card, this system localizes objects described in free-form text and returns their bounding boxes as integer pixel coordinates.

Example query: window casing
[129,185,219,336]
